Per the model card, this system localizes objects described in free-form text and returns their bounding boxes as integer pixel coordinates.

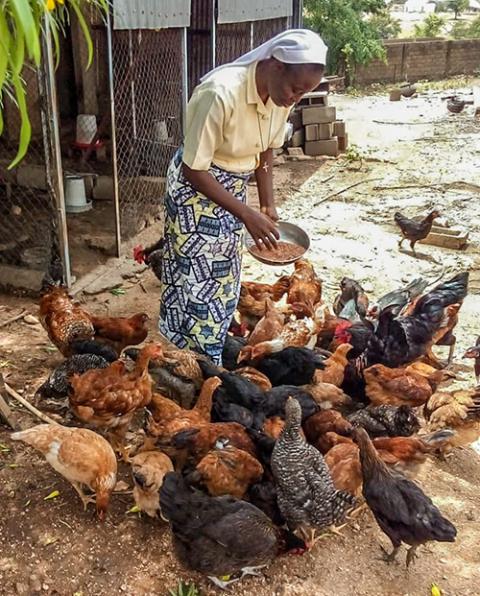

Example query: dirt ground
[1,81,480,596]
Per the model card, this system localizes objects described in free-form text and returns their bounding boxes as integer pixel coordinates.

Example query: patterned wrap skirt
[159,148,251,364]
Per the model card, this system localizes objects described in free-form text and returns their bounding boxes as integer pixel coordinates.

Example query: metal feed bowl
[245,221,310,266]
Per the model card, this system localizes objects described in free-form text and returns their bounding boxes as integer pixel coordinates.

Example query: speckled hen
[271,397,356,546]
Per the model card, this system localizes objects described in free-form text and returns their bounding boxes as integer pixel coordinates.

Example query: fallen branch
[313,177,383,206]
[373,181,480,193]
[0,375,18,430]
[3,380,62,426]
[0,309,28,329]
[373,119,438,125]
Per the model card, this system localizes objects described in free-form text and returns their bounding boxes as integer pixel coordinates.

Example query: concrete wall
[355,38,480,85]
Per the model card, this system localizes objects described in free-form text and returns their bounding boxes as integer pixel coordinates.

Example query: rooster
[133,238,164,281]
[358,272,468,369]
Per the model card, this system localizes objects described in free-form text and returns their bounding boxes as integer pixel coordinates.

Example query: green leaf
[10,0,41,65]
[7,72,31,169]
[0,10,11,94]
[110,288,126,296]
[126,504,141,514]
[44,489,60,501]
[68,0,94,68]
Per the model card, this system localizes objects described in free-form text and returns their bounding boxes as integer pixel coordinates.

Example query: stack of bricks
[289,92,348,157]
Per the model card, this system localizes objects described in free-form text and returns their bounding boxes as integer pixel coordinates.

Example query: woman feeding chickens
[158,29,327,363]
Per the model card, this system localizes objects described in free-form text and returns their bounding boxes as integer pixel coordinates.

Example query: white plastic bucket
[64,175,92,213]
[76,114,97,145]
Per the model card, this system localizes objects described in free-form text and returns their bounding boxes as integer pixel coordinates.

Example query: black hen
[198,359,266,412]
[354,427,456,567]
[347,405,420,438]
[361,272,469,368]
[248,480,285,526]
[222,334,248,371]
[254,347,326,386]
[69,339,118,362]
[159,472,305,580]
[36,354,110,398]
[263,386,319,421]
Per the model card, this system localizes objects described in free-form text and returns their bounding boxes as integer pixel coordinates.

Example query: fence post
[181,27,189,134]
[106,9,122,258]
[211,0,216,68]
[42,17,72,286]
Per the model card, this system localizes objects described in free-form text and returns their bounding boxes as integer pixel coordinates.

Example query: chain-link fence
[111,28,185,238]
[253,17,289,46]
[0,5,296,293]
[0,59,65,291]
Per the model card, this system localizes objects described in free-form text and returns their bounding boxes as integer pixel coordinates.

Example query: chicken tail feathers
[332,489,357,521]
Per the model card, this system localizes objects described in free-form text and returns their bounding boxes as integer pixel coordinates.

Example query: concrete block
[304,138,339,157]
[16,165,47,190]
[304,124,319,142]
[333,120,346,137]
[287,147,305,157]
[338,134,349,152]
[302,106,336,125]
[318,123,334,140]
[92,175,114,200]
[290,128,305,147]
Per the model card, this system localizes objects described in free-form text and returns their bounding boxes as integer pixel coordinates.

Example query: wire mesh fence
[215,22,252,66]
[0,62,63,290]
[253,17,289,46]
[0,9,294,292]
[111,28,185,238]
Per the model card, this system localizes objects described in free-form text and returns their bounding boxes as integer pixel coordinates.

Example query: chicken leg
[380,544,400,564]
[208,575,242,590]
[406,545,419,568]
[71,481,96,511]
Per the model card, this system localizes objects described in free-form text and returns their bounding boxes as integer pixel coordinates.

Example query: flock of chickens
[8,256,480,589]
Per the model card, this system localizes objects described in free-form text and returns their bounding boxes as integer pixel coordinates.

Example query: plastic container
[76,114,97,145]
[64,174,92,213]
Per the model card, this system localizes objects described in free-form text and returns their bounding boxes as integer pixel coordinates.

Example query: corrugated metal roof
[217,0,292,24]
[113,0,191,30]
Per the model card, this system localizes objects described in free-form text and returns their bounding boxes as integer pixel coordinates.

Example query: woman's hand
[241,205,279,250]
[260,204,279,222]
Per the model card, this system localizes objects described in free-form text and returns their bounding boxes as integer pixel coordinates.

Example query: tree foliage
[447,0,469,19]
[368,9,402,39]
[450,16,480,37]
[413,14,446,37]
[304,0,388,77]
[0,0,108,168]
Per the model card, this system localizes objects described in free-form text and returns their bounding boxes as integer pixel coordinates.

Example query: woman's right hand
[241,205,280,250]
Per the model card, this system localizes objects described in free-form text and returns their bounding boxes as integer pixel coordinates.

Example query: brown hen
[303,410,353,454]
[130,450,174,517]
[70,343,162,458]
[364,364,433,408]
[424,387,480,446]
[12,425,117,520]
[286,259,323,312]
[193,439,263,498]
[90,313,149,353]
[39,286,94,356]
[313,344,353,387]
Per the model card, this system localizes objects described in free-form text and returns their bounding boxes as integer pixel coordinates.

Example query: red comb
[133,245,145,264]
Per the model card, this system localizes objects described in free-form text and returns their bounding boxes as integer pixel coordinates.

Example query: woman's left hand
[260,204,279,222]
